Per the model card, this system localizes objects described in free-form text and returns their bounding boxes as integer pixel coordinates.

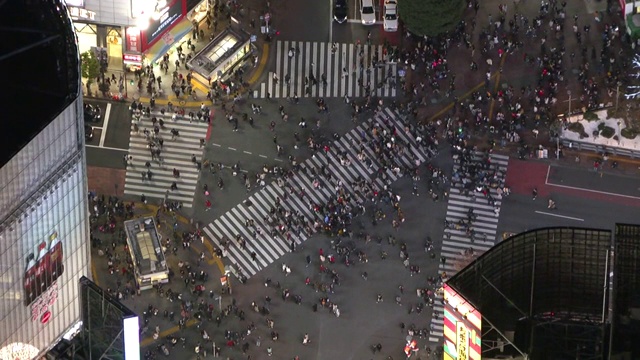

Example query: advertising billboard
[443,284,482,360]
[143,0,185,49]
[0,100,90,359]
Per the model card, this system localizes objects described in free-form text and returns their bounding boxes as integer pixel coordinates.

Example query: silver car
[383,0,398,32]
[361,0,376,25]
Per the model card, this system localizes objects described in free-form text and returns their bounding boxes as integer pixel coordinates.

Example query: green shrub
[567,122,588,138]
[621,128,638,139]
[583,111,600,121]
[601,126,615,138]
[597,122,605,131]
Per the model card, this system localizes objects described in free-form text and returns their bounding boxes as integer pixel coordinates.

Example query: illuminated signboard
[443,283,481,360]
[123,54,143,64]
[67,6,97,21]
[144,0,183,47]
[24,230,64,323]
[123,316,141,360]
[125,27,141,52]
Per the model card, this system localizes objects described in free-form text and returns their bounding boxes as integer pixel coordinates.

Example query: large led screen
[443,284,481,360]
[0,99,90,359]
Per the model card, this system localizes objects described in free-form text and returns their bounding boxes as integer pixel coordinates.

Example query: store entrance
[107,28,123,72]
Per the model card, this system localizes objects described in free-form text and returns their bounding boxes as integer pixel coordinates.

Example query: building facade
[0,0,91,358]
[68,0,211,72]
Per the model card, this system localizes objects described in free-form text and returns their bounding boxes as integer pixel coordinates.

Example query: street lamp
[615,81,622,113]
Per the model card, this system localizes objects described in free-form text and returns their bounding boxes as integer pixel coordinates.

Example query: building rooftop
[123,217,168,276]
[0,0,80,168]
[187,27,250,78]
[446,224,640,359]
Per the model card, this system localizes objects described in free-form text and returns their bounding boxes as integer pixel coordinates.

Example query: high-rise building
[0,0,91,358]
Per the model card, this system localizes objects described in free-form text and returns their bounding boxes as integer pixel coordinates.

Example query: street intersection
[83,0,640,358]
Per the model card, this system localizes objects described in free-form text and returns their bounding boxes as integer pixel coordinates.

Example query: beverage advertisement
[443,284,481,360]
[23,231,64,323]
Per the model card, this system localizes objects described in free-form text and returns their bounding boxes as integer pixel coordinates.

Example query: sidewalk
[90,198,227,347]
[84,2,271,107]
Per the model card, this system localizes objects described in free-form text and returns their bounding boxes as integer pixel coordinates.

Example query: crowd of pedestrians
[400,0,629,158]
[87,0,637,359]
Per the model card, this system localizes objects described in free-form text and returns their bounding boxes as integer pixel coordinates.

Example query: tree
[80,50,100,96]
[398,0,466,37]
[625,55,640,99]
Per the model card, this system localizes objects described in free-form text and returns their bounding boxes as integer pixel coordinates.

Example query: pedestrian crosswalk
[254,40,398,99]
[123,111,209,208]
[428,152,510,344]
[203,107,429,278]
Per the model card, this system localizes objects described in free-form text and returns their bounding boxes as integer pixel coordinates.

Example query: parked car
[383,0,398,32]
[334,0,348,23]
[360,0,376,25]
[84,125,94,141]
[84,103,101,123]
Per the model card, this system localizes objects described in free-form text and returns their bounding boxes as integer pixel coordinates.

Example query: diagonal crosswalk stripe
[203,108,432,278]
[123,111,209,208]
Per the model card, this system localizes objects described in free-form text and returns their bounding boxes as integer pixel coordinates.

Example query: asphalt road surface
[84,0,640,357]
[85,99,131,168]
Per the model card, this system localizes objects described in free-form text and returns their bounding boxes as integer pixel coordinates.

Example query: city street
[85,99,130,168]
[81,0,640,358]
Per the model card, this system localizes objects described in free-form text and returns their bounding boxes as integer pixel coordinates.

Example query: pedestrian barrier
[560,138,640,159]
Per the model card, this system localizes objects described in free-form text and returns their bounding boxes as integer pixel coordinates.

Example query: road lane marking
[248,43,270,84]
[259,154,267,158]
[228,147,237,151]
[346,19,383,24]
[534,211,584,221]
[212,143,221,147]
[98,103,111,147]
[243,151,252,154]
[545,165,640,200]
[86,144,128,151]
[329,0,333,43]
[206,110,214,141]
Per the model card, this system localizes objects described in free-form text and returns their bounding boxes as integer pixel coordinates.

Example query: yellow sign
[457,321,469,360]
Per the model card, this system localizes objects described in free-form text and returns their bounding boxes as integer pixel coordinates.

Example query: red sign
[31,281,58,323]
[40,311,52,324]
[123,54,143,64]
[126,28,141,52]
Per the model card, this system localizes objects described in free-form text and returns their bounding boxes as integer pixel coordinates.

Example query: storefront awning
[144,17,193,65]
